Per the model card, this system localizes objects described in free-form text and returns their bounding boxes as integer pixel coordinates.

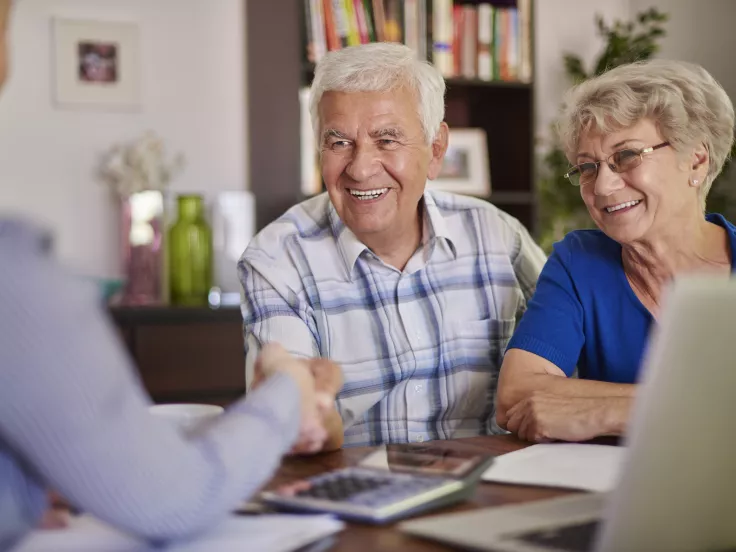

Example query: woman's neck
[622,215,730,312]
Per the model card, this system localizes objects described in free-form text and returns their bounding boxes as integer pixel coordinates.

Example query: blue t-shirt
[507,213,736,383]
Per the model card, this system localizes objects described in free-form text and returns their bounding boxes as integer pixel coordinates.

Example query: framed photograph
[53,19,141,109]
[428,128,491,196]
[299,86,323,196]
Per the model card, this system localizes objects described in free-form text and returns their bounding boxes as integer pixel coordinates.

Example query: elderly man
[239,42,546,449]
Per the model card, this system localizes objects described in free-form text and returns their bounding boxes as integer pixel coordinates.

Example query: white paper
[14,513,344,552]
[481,443,624,492]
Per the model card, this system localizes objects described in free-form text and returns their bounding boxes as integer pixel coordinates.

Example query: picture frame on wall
[427,128,491,197]
[53,18,141,109]
[299,86,323,196]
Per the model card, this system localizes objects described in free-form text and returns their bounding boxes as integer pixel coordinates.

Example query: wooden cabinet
[111,307,245,406]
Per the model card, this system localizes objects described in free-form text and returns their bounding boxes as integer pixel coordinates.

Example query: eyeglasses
[564,142,671,187]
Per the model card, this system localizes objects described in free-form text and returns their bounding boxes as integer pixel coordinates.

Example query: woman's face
[576,118,704,245]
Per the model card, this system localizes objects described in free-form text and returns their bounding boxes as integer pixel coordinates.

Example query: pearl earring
[693,178,699,186]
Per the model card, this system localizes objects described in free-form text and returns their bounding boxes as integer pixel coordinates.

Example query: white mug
[149,403,224,432]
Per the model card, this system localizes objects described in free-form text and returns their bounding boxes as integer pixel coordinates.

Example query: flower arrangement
[99,131,185,197]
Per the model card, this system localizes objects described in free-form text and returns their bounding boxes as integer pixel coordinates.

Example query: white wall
[534,0,631,149]
[0,0,247,278]
[534,0,736,150]
[629,0,736,100]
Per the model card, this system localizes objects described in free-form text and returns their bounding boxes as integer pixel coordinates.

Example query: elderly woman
[496,59,736,442]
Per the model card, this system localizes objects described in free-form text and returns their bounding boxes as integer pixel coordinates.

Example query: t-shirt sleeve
[505,241,584,375]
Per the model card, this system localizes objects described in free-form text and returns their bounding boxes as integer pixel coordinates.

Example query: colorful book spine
[518,0,533,82]
[343,0,361,46]
[477,3,493,81]
[323,0,340,51]
[371,0,386,42]
[303,0,532,84]
[432,0,454,77]
[404,0,419,55]
[461,5,477,79]
[309,0,328,61]
[331,0,350,47]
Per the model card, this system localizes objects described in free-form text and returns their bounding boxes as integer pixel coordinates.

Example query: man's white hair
[309,43,446,145]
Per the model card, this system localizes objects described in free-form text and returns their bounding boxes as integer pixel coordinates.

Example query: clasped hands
[253,343,343,454]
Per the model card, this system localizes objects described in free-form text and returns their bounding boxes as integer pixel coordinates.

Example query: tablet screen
[358,444,489,478]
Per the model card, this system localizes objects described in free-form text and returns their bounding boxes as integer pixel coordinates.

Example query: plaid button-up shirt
[239,190,546,447]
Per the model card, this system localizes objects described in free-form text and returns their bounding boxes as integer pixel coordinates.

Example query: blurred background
[1,0,734,404]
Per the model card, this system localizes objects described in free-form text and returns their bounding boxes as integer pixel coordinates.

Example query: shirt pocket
[444,317,516,362]
[440,318,516,420]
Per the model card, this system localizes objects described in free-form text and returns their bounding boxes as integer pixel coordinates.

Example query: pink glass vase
[119,191,165,306]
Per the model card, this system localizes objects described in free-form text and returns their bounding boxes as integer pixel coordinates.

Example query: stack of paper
[481,443,624,492]
[14,513,344,552]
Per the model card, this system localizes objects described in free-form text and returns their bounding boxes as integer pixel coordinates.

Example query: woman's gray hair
[309,43,446,145]
[557,59,735,207]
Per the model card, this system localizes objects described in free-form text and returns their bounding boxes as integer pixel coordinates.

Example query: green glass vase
[168,194,213,306]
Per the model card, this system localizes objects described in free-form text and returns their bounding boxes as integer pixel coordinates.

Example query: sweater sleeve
[0,234,301,544]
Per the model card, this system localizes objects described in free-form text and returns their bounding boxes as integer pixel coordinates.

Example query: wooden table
[265,435,585,551]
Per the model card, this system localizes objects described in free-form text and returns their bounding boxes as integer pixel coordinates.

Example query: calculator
[260,443,494,523]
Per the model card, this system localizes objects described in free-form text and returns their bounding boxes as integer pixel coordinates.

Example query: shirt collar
[422,190,458,259]
[328,203,368,280]
[329,190,458,280]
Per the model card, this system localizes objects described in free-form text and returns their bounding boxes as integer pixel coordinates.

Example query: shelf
[488,191,535,205]
[110,305,242,326]
[301,62,531,90]
[445,77,532,89]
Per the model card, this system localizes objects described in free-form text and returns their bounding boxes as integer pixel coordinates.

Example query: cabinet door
[133,322,245,405]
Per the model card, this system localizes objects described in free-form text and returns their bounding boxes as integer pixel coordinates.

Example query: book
[477,4,494,81]
[432,0,453,77]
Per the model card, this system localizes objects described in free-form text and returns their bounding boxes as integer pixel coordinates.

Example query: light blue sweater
[0,219,301,550]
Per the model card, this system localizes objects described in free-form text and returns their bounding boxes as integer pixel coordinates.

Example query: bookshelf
[245,0,537,234]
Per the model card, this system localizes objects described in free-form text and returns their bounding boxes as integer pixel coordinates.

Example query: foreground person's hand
[256,343,328,453]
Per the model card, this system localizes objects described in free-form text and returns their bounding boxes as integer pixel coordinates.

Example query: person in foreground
[239,42,546,449]
[0,4,340,549]
[496,59,736,442]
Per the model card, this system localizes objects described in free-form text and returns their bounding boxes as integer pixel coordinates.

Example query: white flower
[99,131,185,197]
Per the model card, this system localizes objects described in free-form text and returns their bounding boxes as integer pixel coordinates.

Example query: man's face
[318,88,447,241]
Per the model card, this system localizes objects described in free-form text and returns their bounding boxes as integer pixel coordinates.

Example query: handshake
[253,343,344,454]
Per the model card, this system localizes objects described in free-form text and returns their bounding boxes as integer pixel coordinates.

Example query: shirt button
[414,384,423,392]
[415,435,425,443]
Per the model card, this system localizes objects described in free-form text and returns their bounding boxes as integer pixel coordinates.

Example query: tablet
[358,443,489,478]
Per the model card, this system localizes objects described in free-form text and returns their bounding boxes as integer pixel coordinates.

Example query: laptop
[400,276,736,552]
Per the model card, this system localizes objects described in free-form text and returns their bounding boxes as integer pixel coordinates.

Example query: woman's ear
[689,143,710,187]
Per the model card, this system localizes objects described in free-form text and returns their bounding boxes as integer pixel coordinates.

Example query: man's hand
[253,345,344,454]
[38,508,70,530]
[257,344,327,453]
[505,393,631,443]
[293,358,344,454]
